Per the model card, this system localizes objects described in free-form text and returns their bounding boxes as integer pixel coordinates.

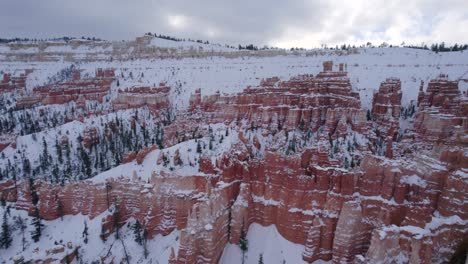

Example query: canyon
[0,36,467,264]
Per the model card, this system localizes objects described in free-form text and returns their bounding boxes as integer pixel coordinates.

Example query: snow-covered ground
[220,223,329,264]
[0,205,180,263]
[149,37,237,52]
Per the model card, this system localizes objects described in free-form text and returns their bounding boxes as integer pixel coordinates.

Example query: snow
[400,175,428,188]
[0,45,10,53]
[143,183,153,189]
[217,180,241,189]
[454,169,468,179]
[0,205,180,263]
[425,214,468,230]
[379,224,428,240]
[219,223,327,264]
[289,207,320,216]
[44,44,112,53]
[150,37,236,52]
[355,193,399,206]
[0,47,39,54]
[378,213,468,241]
[251,194,282,206]
[0,119,84,168]
[418,155,448,171]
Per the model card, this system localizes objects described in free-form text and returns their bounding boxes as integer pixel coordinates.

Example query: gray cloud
[0,0,467,48]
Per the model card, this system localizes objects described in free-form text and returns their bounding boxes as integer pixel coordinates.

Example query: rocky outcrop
[188,61,366,134]
[0,134,16,152]
[16,68,114,109]
[7,172,210,241]
[372,78,402,135]
[417,74,460,111]
[414,74,467,144]
[0,69,32,93]
[369,78,403,158]
[112,84,171,114]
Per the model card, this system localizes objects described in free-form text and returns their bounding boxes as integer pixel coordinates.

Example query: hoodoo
[0,34,467,264]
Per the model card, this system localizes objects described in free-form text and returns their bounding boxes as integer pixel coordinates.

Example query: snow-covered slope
[220,223,322,264]
[2,47,466,110]
[0,205,180,263]
[149,37,236,52]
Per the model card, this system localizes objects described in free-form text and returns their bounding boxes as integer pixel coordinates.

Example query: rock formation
[188,61,365,135]
[0,70,32,93]
[0,62,466,264]
[112,83,170,114]
[16,68,114,109]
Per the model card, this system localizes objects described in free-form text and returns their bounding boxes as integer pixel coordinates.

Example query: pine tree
[366,109,372,121]
[82,221,88,244]
[105,182,112,209]
[80,147,92,178]
[41,136,49,169]
[196,141,202,154]
[74,248,82,264]
[290,138,296,153]
[239,220,249,264]
[112,205,120,239]
[0,211,12,249]
[30,207,44,243]
[299,118,305,131]
[15,216,26,251]
[29,178,39,206]
[56,139,63,164]
[22,155,31,175]
[56,197,64,221]
[52,163,59,183]
[64,140,71,160]
[258,254,264,264]
[227,202,233,240]
[344,157,349,169]
[132,220,143,245]
[143,228,149,259]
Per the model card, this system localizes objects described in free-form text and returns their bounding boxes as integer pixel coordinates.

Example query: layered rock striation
[112,83,171,114]
[0,62,466,264]
[189,61,366,135]
[16,68,114,109]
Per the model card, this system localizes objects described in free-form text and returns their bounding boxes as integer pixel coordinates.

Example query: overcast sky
[1,0,467,48]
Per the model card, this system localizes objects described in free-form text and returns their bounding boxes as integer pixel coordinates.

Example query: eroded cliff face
[0,61,466,264]
[16,68,115,110]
